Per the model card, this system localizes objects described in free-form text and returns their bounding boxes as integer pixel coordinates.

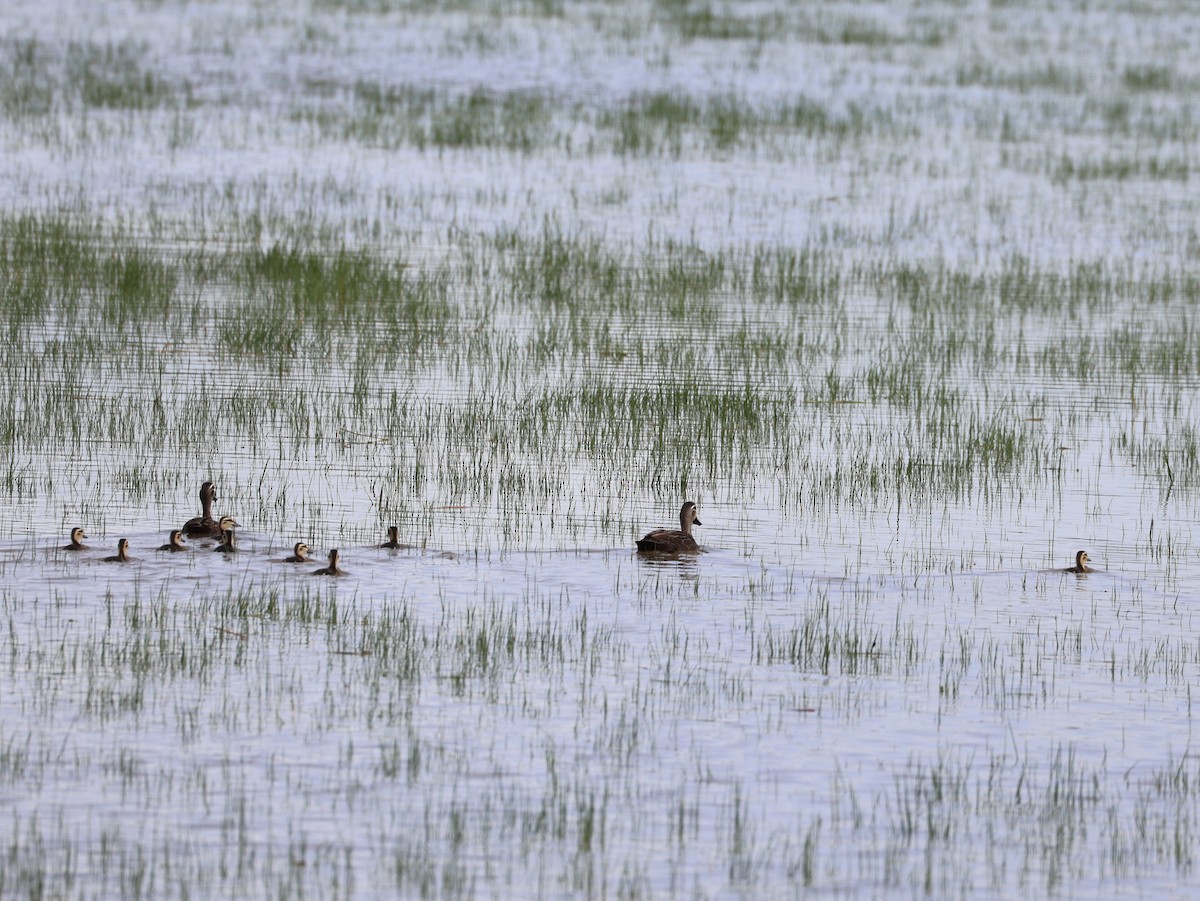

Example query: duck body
[158,530,188,552]
[283,542,311,563]
[103,538,131,563]
[214,529,237,554]
[636,501,702,554]
[188,513,240,542]
[182,481,219,537]
[313,548,346,576]
[380,526,411,550]
[1064,550,1093,574]
[62,527,88,551]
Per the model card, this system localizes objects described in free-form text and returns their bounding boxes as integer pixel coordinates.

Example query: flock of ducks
[60,482,356,576]
[57,485,1096,574]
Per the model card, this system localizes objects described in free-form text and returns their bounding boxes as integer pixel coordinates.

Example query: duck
[1064,550,1093,574]
[282,542,311,563]
[313,548,346,576]
[182,482,238,538]
[214,528,237,554]
[636,501,702,554]
[181,481,217,536]
[158,529,188,552]
[103,538,131,563]
[380,526,410,550]
[62,527,88,551]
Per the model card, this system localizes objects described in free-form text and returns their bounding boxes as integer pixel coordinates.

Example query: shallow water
[4,0,1200,897]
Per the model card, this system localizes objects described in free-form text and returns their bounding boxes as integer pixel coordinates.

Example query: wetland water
[4,0,1200,897]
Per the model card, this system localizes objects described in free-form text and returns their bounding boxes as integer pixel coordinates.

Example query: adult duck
[182,481,221,537]
[636,501,702,554]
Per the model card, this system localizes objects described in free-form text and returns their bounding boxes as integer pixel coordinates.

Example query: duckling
[282,542,311,563]
[181,481,219,537]
[214,529,237,554]
[313,548,346,576]
[215,516,240,534]
[201,517,242,547]
[380,526,411,550]
[158,529,188,552]
[103,538,131,563]
[636,501,702,554]
[62,527,88,551]
[1064,550,1093,574]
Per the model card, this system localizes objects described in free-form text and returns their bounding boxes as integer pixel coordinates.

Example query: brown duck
[313,548,346,576]
[182,482,238,538]
[214,528,237,554]
[1064,550,1094,574]
[282,542,311,563]
[62,527,89,551]
[636,501,702,554]
[158,529,188,552]
[380,526,411,550]
[103,538,131,563]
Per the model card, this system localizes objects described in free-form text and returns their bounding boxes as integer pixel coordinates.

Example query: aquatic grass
[0,38,182,115]
[101,247,178,324]
[4,1,1200,895]
[828,17,896,48]
[1052,152,1190,184]
[4,566,1200,896]
[236,243,448,323]
[217,242,455,360]
[955,62,1088,95]
[299,79,894,158]
[0,38,55,117]
[0,214,107,321]
[5,211,1200,534]
[599,90,887,157]
[302,82,553,152]
[1123,65,1174,93]
[67,40,180,111]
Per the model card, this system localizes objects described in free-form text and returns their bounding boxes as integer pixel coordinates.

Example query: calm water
[3,0,1200,897]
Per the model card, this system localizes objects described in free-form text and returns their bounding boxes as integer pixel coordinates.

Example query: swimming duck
[636,501,702,554]
[103,538,131,562]
[214,529,237,554]
[282,542,311,563]
[158,529,188,552]
[313,548,346,576]
[182,481,220,537]
[380,526,410,550]
[1064,550,1093,574]
[62,527,88,551]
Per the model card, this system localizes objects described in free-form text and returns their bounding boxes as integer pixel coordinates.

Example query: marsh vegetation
[3,0,1200,897]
